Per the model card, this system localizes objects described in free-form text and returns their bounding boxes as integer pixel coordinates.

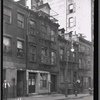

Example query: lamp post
[65,32,75,97]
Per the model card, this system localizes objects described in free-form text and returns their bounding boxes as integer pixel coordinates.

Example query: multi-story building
[78,36,92,92]
[3,0,59,97]
[3,0,28,97]
[58,29,79,94]
[43,0,92,41]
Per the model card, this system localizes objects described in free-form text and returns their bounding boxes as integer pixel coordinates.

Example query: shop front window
[40,73,48,88]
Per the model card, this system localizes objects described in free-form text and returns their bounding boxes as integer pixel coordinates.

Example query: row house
[78,35,92,92]
[58,29,79,94]
[26,3,59,95]
[3,0,59,98]
[3,0,28,97]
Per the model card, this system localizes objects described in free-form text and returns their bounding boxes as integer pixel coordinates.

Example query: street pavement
[6,93,93,100]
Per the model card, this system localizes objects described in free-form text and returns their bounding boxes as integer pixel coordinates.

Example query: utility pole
[65,50,68,97]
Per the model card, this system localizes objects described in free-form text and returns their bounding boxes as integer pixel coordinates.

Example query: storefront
[26,70,51,94]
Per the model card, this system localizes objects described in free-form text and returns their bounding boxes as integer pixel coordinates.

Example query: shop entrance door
[29,73,36,93]
[51,75,57,92]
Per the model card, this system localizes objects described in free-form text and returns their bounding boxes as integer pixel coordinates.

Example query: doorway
[17,70,25,96]
[50,74,57,92]
[28,72,36,93]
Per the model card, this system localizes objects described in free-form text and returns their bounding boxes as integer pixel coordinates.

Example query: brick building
[78,36,92,92]
[3,0,28,97]
[3,0,59,97]
[58,29,79,94]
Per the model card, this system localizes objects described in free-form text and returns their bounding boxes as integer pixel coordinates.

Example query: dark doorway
[17,70,25,96]
[51,74,57,92]
[28,73,36,93]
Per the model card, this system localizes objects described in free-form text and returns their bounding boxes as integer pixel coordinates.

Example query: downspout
[25,9,30,96]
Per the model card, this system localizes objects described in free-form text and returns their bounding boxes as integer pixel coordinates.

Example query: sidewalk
[6,93,91,100]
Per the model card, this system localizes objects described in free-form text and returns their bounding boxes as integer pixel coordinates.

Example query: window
[69,4,74,13]
[17,13,24,28]
[87,47,90,54]
[69,17,74,27]
[51,51,56,64]
[41,48,47,63]
[67,51,70,61]
[60,48,64,60]
[40,73,48,88]
[83,77,89,88]
[79,59,82,68]
[17,40,24,57]
[30,46,36,62]
[4,7,12,23]
[41,24,47,33]
[3,36,11,53]
[3,69,6,81]
[30,20,36,35]
[72,52,76,61]
[60,70,64,83]
[51,30,55,42]
[82,59,86,68]
[30,20,36,28]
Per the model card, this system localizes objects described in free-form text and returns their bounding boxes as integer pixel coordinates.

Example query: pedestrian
[74,79,80,96]
[3,80,10,100]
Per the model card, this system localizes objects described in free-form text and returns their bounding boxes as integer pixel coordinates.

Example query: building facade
[3,0,59,97]
[58,29,79,94]
[78,36,92,92]
[3,0,28,97]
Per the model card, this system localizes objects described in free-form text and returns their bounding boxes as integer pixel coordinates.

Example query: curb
[66,94,91,99]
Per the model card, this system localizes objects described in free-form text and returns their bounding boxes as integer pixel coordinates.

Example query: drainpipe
[25,9,30,96]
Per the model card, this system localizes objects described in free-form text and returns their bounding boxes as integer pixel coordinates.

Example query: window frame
[79,59,82,68]
[17,39,24,58]
[69,4,74,13]
[30,45,36,62]
[17,12,24,28]
[67,51,70,61]
[60,47,64,60]
[51,51,56,65]
[50,30,55,42]
[4,6,12,23]
[41,47,48,63]
[40,73,48,88]
[30,20,36,36]
[3,36,12,54]
[69,17,74,27]
[72,52,76,61]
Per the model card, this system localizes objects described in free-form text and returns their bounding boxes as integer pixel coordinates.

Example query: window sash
[3,37,11,46]
[30,20,36,28]
[18,20,24,28]
[40,74,47,88]
[69,18,74,27]
[69,4,73,10]
[51,52,56,64]
[17,41,23,49]
[4,15,11,23]
[30,28,35,35]
[41,48,47,62]
[30,46,36,53]
[17,13,24,28]
[30,53,36,61]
